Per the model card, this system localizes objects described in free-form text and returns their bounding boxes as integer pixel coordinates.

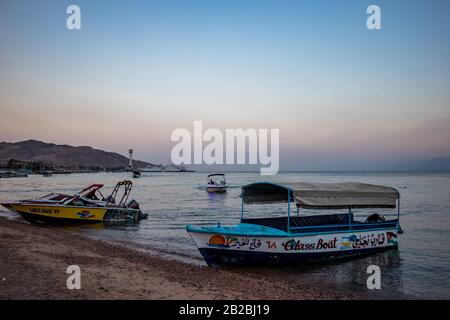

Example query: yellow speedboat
[1,180,147,224]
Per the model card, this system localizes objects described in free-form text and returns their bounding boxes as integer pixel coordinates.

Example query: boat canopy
[242,182,400,209]
[208,173,225,177]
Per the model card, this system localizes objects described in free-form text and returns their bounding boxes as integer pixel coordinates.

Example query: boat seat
[241,213,350,232]
[291,214,350,227]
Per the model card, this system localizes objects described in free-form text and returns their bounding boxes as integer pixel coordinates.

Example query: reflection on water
[1,171,450,299]
[245,249,404,299]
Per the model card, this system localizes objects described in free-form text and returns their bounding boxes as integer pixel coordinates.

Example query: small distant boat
[163,162,182,172]
[0,170,28,178]
[207,174,228,193]
[42,171,53,177]
[163,162,194,172]
[140,165,164,172]
[1,180,147,224]
[132,170,141,178]
[187,181,402,266]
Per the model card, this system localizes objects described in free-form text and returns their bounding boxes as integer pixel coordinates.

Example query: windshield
[208,175,226,184]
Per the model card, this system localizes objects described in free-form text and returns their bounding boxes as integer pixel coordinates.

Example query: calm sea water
[1,172,449,299]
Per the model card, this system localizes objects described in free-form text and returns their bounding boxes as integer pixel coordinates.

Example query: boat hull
[207,184,228,193]
[188,229,399,266]
[2,203,142,224]
[198,246,395,266]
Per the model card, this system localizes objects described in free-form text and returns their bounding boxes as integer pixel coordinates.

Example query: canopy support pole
[240,189,244,222]
[397,198,400,225]
[287,190,291,233]
[348,207,353,229]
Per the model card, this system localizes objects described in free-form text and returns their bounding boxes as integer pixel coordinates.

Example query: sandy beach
[0,217,342,300]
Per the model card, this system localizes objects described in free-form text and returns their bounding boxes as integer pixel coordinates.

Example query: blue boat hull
[199,245,398,267]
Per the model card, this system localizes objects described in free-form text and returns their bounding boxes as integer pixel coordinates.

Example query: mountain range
[0,140,152,170]
[1,139,449,172]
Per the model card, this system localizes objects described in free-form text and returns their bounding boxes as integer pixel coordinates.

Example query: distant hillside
[391,157,450,171]
[0,140,152,170]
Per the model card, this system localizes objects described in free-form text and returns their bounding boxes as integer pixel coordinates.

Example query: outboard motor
[127,199,140,209]
[366,213,385,222]
[138,211,148,220]
[127,199,147,220]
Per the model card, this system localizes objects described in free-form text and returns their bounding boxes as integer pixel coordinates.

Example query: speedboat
[1,180,147,224]
[187,181,402,266]
[207,174,228,193]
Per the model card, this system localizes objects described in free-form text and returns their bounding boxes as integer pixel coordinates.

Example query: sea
[1,171,449,299]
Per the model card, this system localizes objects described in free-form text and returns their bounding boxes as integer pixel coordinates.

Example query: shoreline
[0,217,341,300]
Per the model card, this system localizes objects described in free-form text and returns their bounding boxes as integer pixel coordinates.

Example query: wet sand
[0,217,341,300]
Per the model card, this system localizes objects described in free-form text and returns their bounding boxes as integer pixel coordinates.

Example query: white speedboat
[207,174,228,193]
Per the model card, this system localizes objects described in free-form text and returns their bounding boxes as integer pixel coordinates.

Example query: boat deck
[188,213,399,237]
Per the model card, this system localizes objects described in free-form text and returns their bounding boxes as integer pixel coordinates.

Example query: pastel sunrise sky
[1,0,449,170]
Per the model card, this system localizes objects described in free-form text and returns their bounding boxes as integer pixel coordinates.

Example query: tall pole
[287,189,291,233]
[240,189,244,221]
[128,149,134,170]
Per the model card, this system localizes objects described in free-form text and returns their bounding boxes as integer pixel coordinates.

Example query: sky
[0,0,449,170]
